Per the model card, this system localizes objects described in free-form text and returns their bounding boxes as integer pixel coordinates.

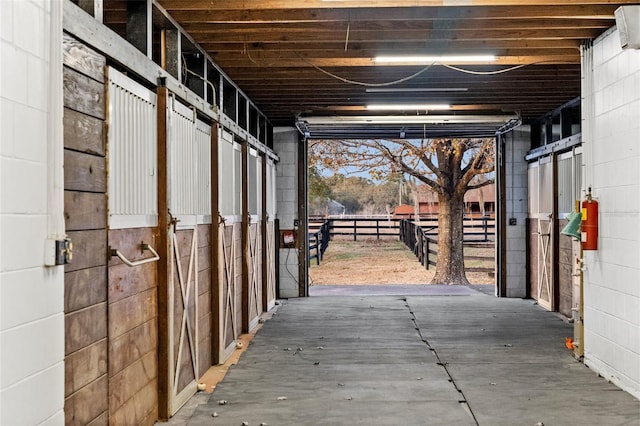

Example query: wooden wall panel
[108,380,158,426]
[64,191,106,231]
[63,107,104,156]
[109,351,157,415]
[86,412,108,426]
[197,224,213,377]
[63,34,109,425]
[65,229,107,272]
[65,302,107,356]
[64,150,106,193]
[63,67,105,119]
[109,288,157,339]
[109,261,157,304]
[65,339,108,397]
[63,32,106,83]
[109,320,157,375]
[108,227,159,424]
[65,266,107,312]
[558,219,573,317]
[64,375,108,426]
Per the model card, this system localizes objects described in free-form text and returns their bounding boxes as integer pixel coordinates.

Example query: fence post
[353,220,357,242]
[376,219,380,240]
[483,216,488,242]
[425,235,429,270]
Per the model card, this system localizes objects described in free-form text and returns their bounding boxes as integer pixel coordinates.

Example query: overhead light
[366,87,468,93]
[374,55,496,64]
[303,115,518,125]
[366,104,450,111]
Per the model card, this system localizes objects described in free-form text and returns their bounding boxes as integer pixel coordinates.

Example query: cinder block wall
[273,127,301,298]
[504,127,530,298]
[0,0,65,424]
[583,27,640,399]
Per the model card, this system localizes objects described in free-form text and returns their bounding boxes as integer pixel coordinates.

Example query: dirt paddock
[309,239,495,286]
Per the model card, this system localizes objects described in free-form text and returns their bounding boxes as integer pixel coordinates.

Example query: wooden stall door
[247,219,263,331]
[535,159,555,311]
[264,220,277,310]
[165,98,213,414]
[536,216,554,310]
[168,225,199,413]
[217,221,240,362]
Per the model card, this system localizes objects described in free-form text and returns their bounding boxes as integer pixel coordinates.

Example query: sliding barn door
[528,158,555,310]
[166,96,212,414]
[216,130,242,362]
[263,158,277,311]
[243,147,263,332]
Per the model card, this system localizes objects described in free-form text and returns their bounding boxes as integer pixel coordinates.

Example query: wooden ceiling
[107,1,633,129]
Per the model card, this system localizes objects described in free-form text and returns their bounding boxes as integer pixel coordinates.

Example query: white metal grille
[107,67,158,229]
[195,120,212,217]
[248,148,259,215]
[169,99,195,219]
[266,159,276,217]
[528,163,540,216]
[539,159,553,214]
[169,97,212,225]
[557,153,574,215]
[218,130,235,216]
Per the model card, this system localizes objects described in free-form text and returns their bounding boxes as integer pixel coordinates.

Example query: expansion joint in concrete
[402,297,480,426]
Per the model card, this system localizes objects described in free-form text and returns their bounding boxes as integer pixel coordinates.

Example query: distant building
[396,184,496,219]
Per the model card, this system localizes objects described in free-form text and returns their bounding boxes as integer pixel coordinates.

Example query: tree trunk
[431,191,469,285]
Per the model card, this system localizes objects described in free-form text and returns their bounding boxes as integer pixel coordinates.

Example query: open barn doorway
[303,136,499,296]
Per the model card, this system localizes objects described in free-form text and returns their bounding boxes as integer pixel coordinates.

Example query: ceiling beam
[156,5,622,22]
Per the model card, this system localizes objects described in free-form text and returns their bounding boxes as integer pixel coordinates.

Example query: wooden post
[261,153,269,311]
[353,220,357,242]
[241,141,250,332]
[210,123,221,364]
[156,84,170,420]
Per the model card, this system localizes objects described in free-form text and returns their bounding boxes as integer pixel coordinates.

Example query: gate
[216,129,242,362]
[528,158,555,310]
[166,96,212,414]
[243,147,263,332]
[263,158,277,310]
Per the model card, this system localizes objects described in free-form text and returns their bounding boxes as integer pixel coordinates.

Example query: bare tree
[310,138,495,285]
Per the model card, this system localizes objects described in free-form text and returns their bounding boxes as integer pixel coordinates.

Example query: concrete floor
[177,287,639,425]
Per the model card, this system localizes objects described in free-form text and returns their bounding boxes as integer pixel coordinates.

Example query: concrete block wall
[504,126,530,298]
[274,128,300,298]
[0,0,66,424]
[583,28,640,399]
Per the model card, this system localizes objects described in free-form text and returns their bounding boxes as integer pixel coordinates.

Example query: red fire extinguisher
[581,187,598,250]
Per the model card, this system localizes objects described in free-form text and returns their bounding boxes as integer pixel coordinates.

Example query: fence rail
[309,215,495,271]
[308,220,331,265]
[399,219,438,270]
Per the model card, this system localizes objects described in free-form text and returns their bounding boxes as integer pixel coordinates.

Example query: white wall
[0,0,66,424]
[504,126,530,298]
[582,27,640,399]
[274,127,301,298]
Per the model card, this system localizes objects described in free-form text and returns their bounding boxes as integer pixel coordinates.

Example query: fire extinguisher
[581,187,598,250]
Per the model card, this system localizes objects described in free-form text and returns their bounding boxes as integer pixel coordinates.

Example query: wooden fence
[309,215,495,268]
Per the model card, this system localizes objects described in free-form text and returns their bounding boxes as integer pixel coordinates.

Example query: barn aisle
[180,290,639,425]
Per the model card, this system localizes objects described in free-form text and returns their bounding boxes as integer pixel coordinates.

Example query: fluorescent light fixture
[366,104,450,111]
[366,87,468,93]
[374,55,496,64]
[303,115,518,125]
